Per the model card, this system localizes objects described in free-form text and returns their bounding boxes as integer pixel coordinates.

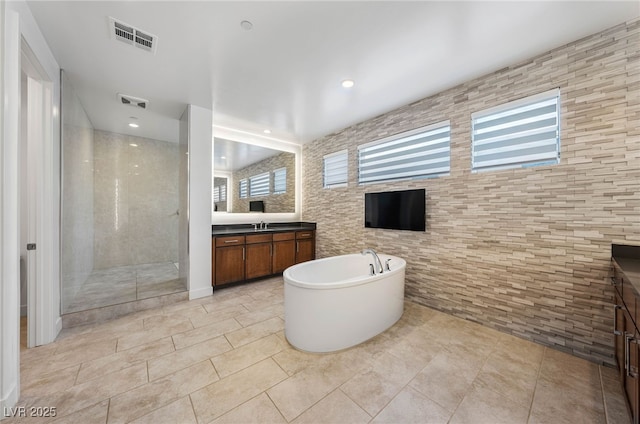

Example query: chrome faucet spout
[361,249,384,274]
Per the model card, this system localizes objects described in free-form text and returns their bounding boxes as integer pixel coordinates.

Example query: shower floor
[63,262,185,314]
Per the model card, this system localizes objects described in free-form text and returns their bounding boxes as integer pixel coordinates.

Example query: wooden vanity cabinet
[246,234,273,280]
[273,232,296,273]
[215,236,245,286]
[212,230,315,287]
[295,231,315,264]
[612,261,640,424]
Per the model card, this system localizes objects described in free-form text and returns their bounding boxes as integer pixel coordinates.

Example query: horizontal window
[358,121,450,184]
[472,89,560,172]
[324,150,348,188]
[250,172,270,197]
[239,179,247,199]
[273,168,286,194]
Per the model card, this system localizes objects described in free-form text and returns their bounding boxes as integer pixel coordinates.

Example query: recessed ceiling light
[129,116,139,128]
[263,129,271,134]
[341,79,355,88]
[240,20,253,31]
[129,143,138,147]
[221,156,226,160]
[129,123,139,128]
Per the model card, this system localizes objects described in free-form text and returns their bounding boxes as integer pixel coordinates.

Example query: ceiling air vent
[117,93,148,109]
[109,17,158,55]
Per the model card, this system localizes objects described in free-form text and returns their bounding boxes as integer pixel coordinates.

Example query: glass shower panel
[61,70,186,314]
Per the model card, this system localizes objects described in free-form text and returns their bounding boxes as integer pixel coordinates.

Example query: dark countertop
[612,244,640,295]
[212,222,316,237]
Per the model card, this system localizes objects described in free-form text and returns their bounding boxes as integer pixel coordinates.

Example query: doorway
[19,38,56,349]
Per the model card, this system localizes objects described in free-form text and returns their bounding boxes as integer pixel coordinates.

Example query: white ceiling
[214,138,284,173]
[27,1,639,145]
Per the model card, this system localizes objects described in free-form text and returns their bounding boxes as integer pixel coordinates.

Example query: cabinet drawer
[246,234,273,244]
[215,236,245,247]
[296,231,314,240]
[273,232,295,241]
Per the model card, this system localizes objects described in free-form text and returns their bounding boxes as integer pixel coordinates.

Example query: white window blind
[323,150,348,188]
[239,179,247,199]
[358,122,450,184]
[273,168,286,194]
[472,89,560,172]
[213,184,226,202]
[250,172,270,197]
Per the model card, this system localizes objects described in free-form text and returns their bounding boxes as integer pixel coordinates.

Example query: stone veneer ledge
[302,18,640,365]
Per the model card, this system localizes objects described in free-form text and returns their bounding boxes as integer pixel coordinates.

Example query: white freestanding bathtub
[283,253,406,353]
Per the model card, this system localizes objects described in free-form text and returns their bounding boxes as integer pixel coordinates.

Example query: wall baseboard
[189,286,213,300]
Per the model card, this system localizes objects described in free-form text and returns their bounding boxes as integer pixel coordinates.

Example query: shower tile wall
[302,18,640,365]
[93,130,179,269]
[61,72,94,305]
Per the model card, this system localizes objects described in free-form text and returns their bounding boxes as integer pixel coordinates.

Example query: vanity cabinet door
[215,245,245,286]
[295,231,315,264]
[245,234,273,280]
[273,239,296,273]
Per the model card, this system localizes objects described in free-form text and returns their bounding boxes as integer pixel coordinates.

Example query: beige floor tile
[409,346,483,412]
[341,352,425,416]
[172,318,242,350]
[23,338,117,376]
[371,386,451,424]
[51,400,109,424]
[272,346,325,376]
[224,317,284,348]
[241,297,284,313]
[212,334,286,378]
[529,374,606,424]
[76,337,174,384]
[108,361,218,423]
[293,389,371,424]
[190,358,287,423]
[189,304,249,328]
[449,382,530,424]
[148,336,232,381]
[234,303,284,327]
[600,366,632,424]
[21,364,80,397]
[116,319,193,351]
[22,363,147,420]
[539,347,601,386]
[203,294,256,313]
[129,396,197,424]
[267,350,368,422]
[211,393,286,424]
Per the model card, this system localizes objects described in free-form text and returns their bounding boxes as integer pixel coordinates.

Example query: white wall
[1,0,61,412]
[186,105,213,300]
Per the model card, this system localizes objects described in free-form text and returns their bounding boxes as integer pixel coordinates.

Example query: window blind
[239,179,247,199]
[472,89,560,172]
[358,122,450,184]
[250,172,270,197]
[273,168,286,194]
[323,150,348,188]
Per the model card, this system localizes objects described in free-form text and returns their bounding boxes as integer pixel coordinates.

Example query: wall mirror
[212,132,300,222]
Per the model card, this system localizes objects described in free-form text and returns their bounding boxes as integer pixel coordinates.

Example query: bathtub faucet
[361,249,384,274]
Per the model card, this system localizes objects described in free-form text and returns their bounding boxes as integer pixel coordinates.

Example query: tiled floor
[12,277,630,424]
[63,262,185,313]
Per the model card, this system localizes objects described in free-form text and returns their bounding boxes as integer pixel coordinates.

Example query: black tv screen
[365,189,425,231]
[249,201,264,212]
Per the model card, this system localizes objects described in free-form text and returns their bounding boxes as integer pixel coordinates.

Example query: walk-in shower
[61,71,186,315]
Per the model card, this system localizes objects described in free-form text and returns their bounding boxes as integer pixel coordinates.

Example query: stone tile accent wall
[302,19,640,365]
[232,152,295,214]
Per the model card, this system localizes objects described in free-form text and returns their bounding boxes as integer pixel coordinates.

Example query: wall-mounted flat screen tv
[365,189,425,231]
[249,200,264,212]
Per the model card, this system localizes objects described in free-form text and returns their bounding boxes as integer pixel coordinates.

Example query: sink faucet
[362,249,383,274]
